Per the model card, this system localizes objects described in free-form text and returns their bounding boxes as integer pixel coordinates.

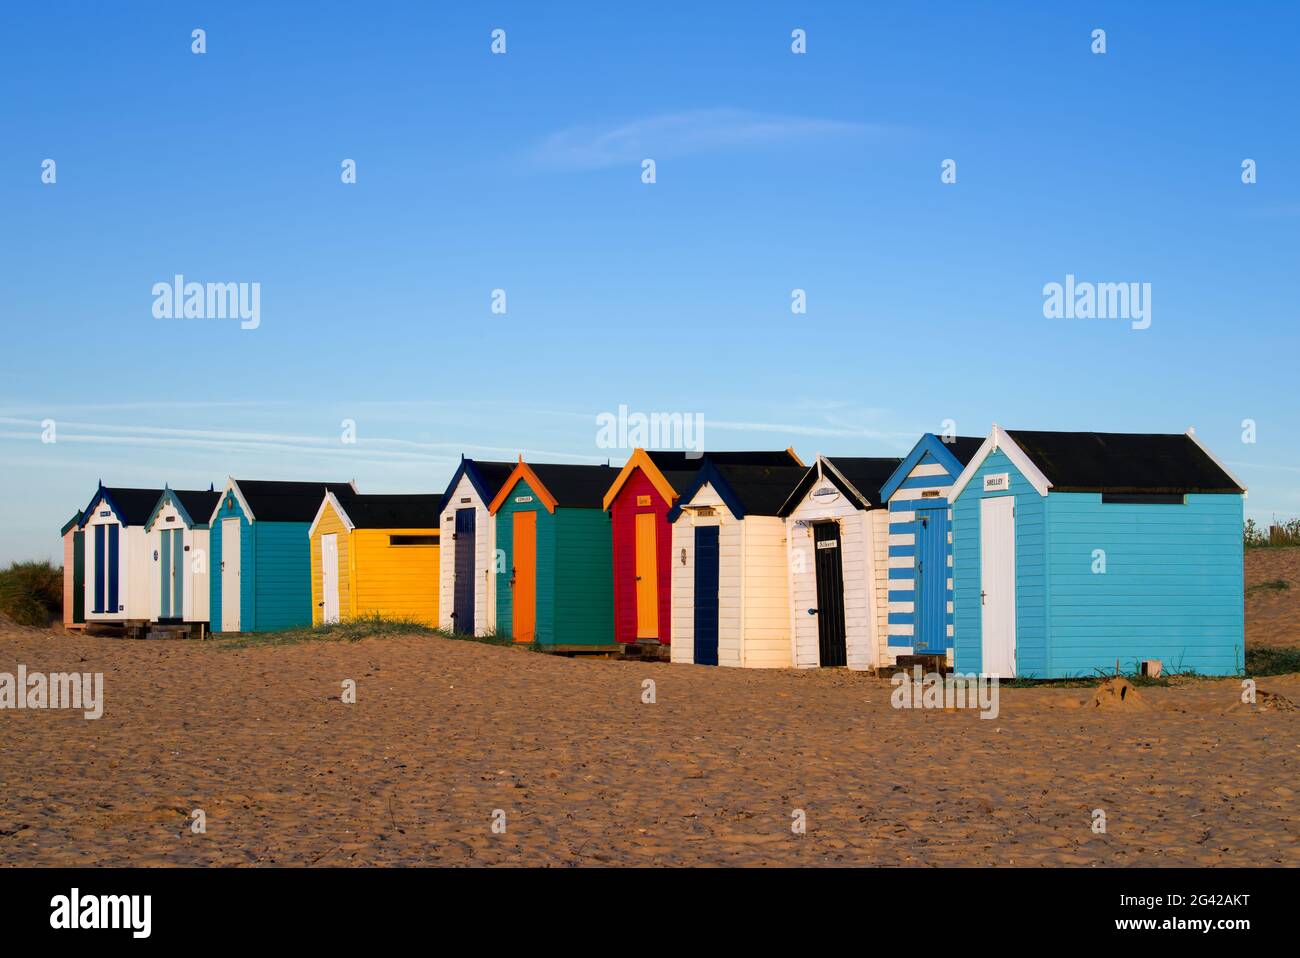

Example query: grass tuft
[0,561,62,627]
[1245,646,1300,677]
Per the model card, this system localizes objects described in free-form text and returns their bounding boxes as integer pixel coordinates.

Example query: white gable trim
[308,490,356,539]
[819,455,875,510]
[1186,427,1248,498]
[948,425,1052,501]
[207,477,256,526]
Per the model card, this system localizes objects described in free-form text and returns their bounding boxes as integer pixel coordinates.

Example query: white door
[221,518,241,632]
[980,496,1017,677]
[321,533,340,624]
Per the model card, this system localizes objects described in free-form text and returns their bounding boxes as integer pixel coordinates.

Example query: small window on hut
[389,534,439,547]
[1101,493,1185,505]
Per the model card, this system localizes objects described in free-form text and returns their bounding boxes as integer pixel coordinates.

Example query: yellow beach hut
[308,491,444,625]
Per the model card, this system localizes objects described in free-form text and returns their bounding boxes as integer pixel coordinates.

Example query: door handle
[981,590,987,606]
[808,608,818,615]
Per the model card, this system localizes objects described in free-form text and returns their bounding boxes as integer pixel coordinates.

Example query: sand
[1,627,1296,867]
[1246,547,1300,650]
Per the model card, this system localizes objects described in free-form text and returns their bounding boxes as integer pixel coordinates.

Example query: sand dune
[1,627,1295,867]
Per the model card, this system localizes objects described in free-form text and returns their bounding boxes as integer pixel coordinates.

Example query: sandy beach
[0,549,1295,868]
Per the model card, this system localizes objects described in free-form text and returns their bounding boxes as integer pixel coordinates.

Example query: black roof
[95,487,165,526]
[713,463,810,516]
[335,493,443,529]
[944,436,986,466]
[646,449,800,493]
[234,479,355,522]
[778,457,904,516]
[173,489,221,525]
[527,463,620,509]
[470,460,517,500]
[1005,431,1244,494]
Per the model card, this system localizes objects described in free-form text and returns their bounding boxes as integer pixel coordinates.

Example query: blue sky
[2,1,1297,563]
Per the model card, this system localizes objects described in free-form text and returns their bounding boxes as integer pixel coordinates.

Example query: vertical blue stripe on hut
[93,524,105,613]
[107,523,120,612]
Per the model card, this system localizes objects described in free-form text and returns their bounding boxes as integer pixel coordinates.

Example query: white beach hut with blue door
[778,455,903,670]
[144,485,221,626]
[877,434,985,666]
[949,427,1246,678]
[78,484,164,626]
[669,460,807,668]
[436,457,516,635]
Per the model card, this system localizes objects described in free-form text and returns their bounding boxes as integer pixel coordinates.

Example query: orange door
[511,511,536,643]
[634,512,659,638]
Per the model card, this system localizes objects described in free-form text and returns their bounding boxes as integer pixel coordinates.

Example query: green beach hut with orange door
[488,458,618,649]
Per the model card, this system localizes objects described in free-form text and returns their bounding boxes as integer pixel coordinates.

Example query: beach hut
[668,461,808,668]
[308,491,443,625]
[601,448,803,649]
[877,433,984,666]
[949,427,1246,678]
[436,457,516,635]
[78,483,164,626]
[144,485,221,626]
[777,455,904,669]
[60,512,85,630]
[207,478,355,633]
[487,459,619,649]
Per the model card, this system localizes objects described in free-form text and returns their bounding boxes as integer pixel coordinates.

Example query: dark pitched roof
[527,463,620,509]
[710,463,810,517]
[438,459,516,514]
[60,512,83,536]
[778,456,906,516]
[335,493,443,529]
[943,436,986,467]
[84,487,164,526]
[829,458,908,504]
[173,489,221,525]
[1005,430,1244,494]
[234,479,355,522]
[646,449,800,493]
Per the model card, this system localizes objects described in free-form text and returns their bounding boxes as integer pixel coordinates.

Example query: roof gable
[878,434,984,502]
[778,455,904,517]
[948,426,1246,502]
[438,457,516,514]
[79,485,165,527]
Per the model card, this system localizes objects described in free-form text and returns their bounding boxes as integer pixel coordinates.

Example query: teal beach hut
[207,478,355,633]
[949,427,1246,678]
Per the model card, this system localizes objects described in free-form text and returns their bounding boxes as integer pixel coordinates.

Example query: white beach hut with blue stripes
[877,434,984,665]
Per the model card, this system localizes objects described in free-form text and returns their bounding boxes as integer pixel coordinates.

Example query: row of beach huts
[58,427,1248,678]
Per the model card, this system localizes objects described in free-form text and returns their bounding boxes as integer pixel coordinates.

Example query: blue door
[172,529,184,617]
[453,508,476,634]
[914,504,947,652]
[93,525,106,613]
[107,524,120,613]
[160,529,172,618]
[693,526,720,666]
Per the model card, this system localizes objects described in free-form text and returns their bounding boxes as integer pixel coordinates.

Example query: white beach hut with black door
[778,455,903,670]
[668,461,807,668]
[436,457,516,635]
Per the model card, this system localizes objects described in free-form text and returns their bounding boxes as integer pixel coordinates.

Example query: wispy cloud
[528,108,878,172]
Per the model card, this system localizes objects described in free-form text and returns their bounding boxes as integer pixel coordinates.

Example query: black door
[693,526,720,666]
[72,530,85,624]
[813,522,847,667]
[452,508,476,634]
